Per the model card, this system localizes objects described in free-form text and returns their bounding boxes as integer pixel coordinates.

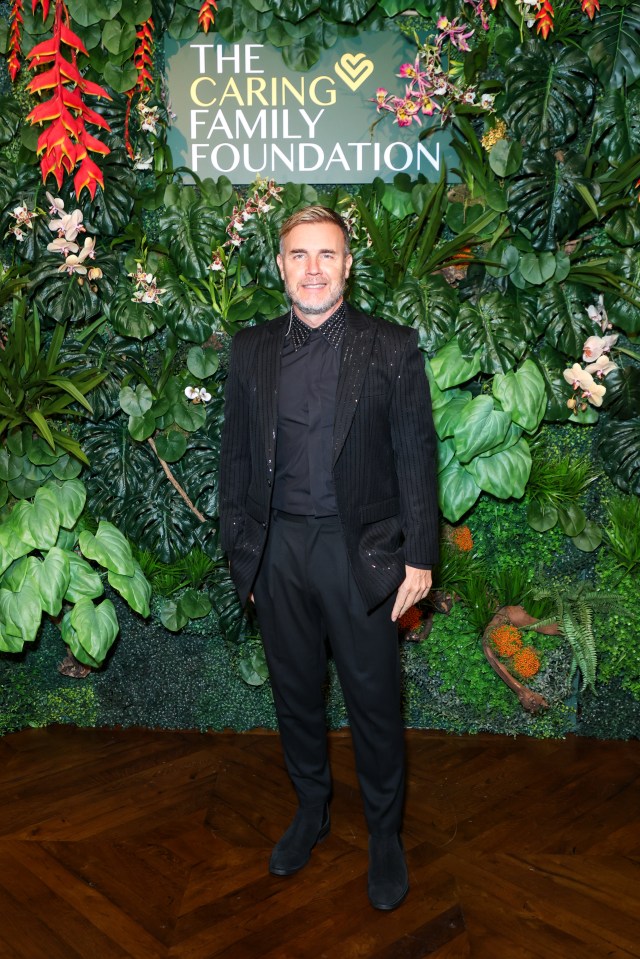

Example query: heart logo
[334,53,374,92]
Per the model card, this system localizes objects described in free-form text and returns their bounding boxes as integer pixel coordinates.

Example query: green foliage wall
[1,0,639,738]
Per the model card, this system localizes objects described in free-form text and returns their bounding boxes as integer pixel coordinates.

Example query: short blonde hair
[279,205,350,254]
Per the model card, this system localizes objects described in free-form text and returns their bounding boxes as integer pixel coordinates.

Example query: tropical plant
[0,298,106,464]
[528,582,626,691]
[602,494,640,579]
[0,477,151,667]
[525,446,602,551]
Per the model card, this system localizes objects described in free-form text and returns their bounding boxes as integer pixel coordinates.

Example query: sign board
[164,31,455,184]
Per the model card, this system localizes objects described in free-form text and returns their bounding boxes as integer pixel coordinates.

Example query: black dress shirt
[272,304,346,516]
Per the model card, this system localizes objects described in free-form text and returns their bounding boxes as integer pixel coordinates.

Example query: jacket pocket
[359,496,400,525]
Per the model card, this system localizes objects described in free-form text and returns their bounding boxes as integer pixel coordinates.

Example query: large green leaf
[586,0,640,86]
[158,267,216,343]
[43,479,86,529]
[158,191,226,279]
[386,276,458,354]
[454,395,511,464]
[29,257,108,325]
[0,95,22,147]
[437,458,481,522]
[533,345,574,422]
[62,597,119,667]
[504,42,596,151]
[602,365,640,420]
[79,143,135,237]
[168,2,199,39]
[0,581,42,650]
[238,214,283,290]
[492,360,547,433]
[430,337,481,390]
[538,282,592,358]
[64,553,105,603]
[104,275,162,340]
[599,417,640,494]
[465,438,532,499]
[107,561,151,617]
[508,153,589,251]
[115,474,202,562]
[12,489,60,550]
[592,86,640,163]
[79,520,135,576]
[30,547,71,616]
[604,249,640,334]
[432,389,473,441]
[456,292,529,375]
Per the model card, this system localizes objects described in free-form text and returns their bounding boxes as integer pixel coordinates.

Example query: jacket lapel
[333,305,376,465]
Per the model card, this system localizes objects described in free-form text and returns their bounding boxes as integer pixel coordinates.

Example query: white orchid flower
[563,363,587,390]
[585,355,617,378]
[46,192,65,216]
[47,237,80,256]
[582,333,618,363]
[579,371,607,407]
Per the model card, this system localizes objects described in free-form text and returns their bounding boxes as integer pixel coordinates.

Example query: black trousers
[252,510,405,837]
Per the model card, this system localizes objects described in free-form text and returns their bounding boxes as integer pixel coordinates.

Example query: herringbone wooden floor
[0,727,638,959]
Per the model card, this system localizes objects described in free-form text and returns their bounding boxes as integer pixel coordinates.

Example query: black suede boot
[269,804,330,876]
[367,834,409,910]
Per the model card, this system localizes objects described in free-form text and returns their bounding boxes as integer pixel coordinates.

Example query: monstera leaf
[82,418,157,505]
[503,42,596,151]
[604,249,640,334]
[602,366,640,420]
[508,153,590,251]
[157,265,216,342]
[29,255,117,325]
[533,344,573,422]
[0,95,21,147]
[348,249,390,315]
[104,274,164,340]
[537,281,592,358]
[158,188,227,279]
[385,276,458,354]
[599,417,640,494]
[592,85,640,164]
[120,474,202,562]
[585,0,640,86]
[63,334,144,420]
[239,214,283,289]
[78,141,135,237]
[456,292,529,374]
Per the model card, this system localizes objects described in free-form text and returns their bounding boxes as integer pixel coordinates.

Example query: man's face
[277,221,352,327]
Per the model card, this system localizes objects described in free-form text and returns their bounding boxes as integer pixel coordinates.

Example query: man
[219,205,438,911]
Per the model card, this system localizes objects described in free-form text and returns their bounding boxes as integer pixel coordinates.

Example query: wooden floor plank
[1,727,639,958]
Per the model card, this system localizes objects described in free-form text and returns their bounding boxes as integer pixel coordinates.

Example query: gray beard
[285,280,346,316]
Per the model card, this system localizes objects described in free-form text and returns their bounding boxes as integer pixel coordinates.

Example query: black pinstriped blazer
[219,302,439,611]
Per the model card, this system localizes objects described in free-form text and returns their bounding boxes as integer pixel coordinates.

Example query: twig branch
[147,436,206,522]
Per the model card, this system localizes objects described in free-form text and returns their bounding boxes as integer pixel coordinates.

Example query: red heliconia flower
[8,0,24,81]
[32,0,51,19]
[581,0,600,18]
[25,0,112,199]
[535,0,555,38]
[123,16,155,159]
[488,0,499,8]
[132,17,155,95]
[198,0,218,33]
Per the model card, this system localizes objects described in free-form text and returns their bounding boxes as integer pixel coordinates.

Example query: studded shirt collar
[287,302,347,351]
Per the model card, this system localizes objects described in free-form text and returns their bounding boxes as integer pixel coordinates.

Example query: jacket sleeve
[218,334,252,555]
[389,328,439,567]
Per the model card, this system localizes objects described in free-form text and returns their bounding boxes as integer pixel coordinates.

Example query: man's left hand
[391,566,432,622]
